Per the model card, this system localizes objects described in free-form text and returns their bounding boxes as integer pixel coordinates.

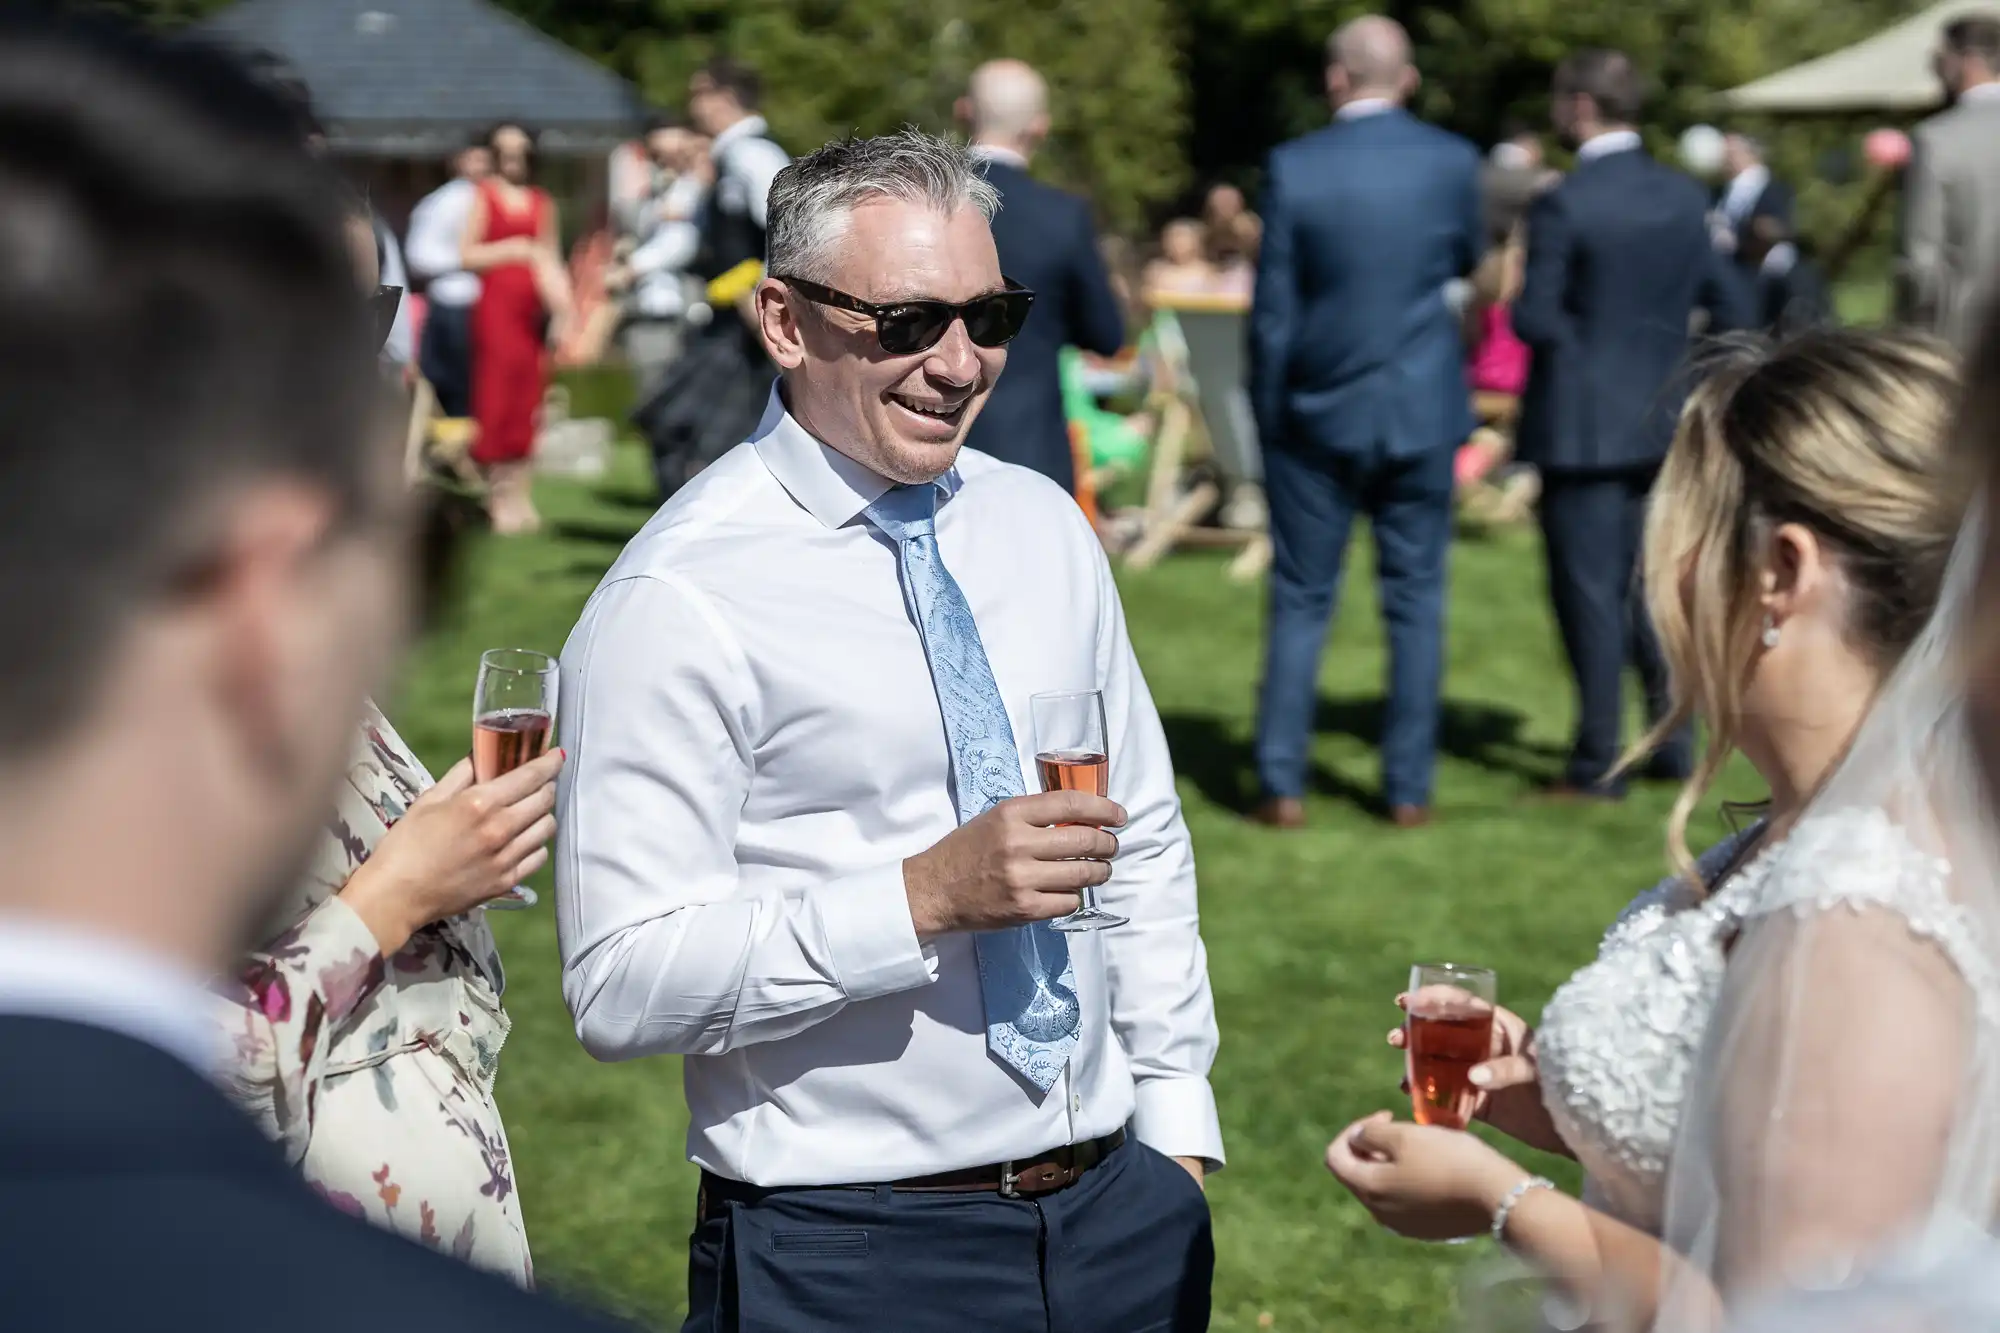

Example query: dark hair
[0,13,381,757]
[1943,13,2000,65]
[643,111,686,135]
[484,119,539,176]
[1553,48,1646,125]
[239,48,324,145]
[1499,116,1537,144]
[694,57,761,112]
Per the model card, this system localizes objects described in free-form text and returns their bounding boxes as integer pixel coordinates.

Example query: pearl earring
[1761,615,1781,649]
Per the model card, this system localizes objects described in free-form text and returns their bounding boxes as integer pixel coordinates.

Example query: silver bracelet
[1491,1174,1556,1243]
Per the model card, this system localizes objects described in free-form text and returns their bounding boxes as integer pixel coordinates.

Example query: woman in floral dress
[212,702,563,1284]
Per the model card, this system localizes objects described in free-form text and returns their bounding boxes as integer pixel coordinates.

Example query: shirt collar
[751,386,963,529]
[1577,129,1642,163]
[0,916,220,1075]
[1727,163,1770,197]
[1335,98,1398,122]
[969,144,1029,170]
[711,114,771,157]
[1960,81,2000,103]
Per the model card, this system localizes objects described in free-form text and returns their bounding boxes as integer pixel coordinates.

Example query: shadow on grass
[1161,695,1563,818]
[1314,695,1564,785]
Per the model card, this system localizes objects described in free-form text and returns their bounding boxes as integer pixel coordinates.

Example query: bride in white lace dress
[1328,325,2000,1330]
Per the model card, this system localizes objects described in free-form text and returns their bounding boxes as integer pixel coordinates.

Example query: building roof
[199,0,643,155]
[1721,1,1999,114]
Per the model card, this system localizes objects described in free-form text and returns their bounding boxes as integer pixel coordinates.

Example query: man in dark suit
[1514,49,1753,799]
[1714,133,1796,282]
[1248,16,1483,830]
[959,58,1125,493]
[0,17,610,1330]
[1713,132,1815,334]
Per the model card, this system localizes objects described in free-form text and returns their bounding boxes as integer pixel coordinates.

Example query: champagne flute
[1406,962,1498,1245]
[1031,689,1128,932]
[472,648,558,909]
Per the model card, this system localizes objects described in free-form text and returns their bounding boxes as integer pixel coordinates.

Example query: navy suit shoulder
[963,157,1124,494]
[0,1017,621,1332]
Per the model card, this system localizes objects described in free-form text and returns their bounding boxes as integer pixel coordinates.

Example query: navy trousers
[680,1140,1212,1333]
[1254,440,1455,810]
[418,300,474,419]
[1538,466,1692,792]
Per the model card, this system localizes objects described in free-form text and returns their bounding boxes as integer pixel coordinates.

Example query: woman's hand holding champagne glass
[1385,994,1571,1156]
[340,747,565,957]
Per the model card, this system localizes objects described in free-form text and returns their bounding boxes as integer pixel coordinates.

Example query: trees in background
[113,0,1926,256]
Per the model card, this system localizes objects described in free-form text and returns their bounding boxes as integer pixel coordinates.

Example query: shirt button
[1070,1093,1082,1112]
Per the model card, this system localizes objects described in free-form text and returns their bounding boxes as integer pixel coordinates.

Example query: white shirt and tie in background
[405,175,483,417]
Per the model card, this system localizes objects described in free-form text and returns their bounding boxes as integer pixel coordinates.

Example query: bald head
[965,59,1050,151]
[1326,15,1415,104]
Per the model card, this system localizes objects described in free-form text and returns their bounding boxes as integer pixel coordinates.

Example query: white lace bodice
[1535,809,2000,1235]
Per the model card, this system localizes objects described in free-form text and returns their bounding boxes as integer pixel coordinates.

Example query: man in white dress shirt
[406,135,492,417]
[556,129,1222,1332]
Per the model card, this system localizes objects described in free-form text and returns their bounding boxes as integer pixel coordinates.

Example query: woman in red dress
[460,122,569,535]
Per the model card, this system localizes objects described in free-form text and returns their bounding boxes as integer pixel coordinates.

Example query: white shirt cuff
[816,862,938,1002]
[1130,1076,1226,1171]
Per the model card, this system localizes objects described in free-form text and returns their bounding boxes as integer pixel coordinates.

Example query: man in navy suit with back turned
[1515,49,1753,799]
[1248,16,1482,831]
[959,59,1125,494]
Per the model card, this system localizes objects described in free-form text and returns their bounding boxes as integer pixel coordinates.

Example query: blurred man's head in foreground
[1325,16,1417,111]
[0,12,404,967]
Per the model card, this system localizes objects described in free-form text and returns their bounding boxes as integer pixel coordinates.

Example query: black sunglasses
[774,275,1035,355]
[371,284,404,352]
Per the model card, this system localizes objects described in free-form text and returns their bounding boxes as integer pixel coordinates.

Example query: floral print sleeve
[207,702,532,1285]
[214,895,387,1164]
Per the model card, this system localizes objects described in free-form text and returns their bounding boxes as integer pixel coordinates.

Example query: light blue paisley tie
[864,482,1080,1092]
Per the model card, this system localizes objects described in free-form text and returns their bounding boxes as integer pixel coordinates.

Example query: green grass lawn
[389,395,1755,1330]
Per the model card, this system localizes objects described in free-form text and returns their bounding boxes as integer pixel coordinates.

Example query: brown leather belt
[698,1129,1125,1221]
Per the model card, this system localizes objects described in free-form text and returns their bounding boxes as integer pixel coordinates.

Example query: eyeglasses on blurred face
[773,276,1035,356]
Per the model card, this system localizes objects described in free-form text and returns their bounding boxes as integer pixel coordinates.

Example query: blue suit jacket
[964,157,1125,493]
[1250,109,1483,462]
[1513,148,1755,474]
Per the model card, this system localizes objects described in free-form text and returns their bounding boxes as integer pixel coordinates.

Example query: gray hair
[766,128,1000,284]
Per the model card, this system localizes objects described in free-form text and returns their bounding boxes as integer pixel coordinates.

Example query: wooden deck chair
[1123,297,1271,580]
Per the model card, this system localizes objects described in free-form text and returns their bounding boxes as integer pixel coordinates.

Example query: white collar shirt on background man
[554,391,1224,1187]
[1577,128,1643,163]
[968,143,1029,170]
[1335,97,1398,121]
